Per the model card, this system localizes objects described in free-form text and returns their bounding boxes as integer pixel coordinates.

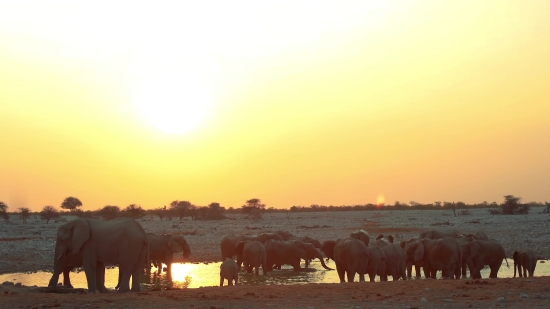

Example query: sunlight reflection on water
[0,260,548,289]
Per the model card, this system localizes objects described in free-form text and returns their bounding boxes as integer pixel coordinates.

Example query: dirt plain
[1,207,549,308]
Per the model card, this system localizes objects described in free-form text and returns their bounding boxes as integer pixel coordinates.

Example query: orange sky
[1,1,549,211]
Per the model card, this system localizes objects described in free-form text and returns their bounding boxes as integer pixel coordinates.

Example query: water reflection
[0,259,548,290]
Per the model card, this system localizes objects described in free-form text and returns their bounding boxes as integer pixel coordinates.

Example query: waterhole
[0,260,548,290]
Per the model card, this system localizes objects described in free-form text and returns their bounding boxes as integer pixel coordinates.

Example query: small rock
[497,297,505,302]
[521,293,529,298]
[421,297,427,302]
[424,288,431,291]
[444,299,453,302]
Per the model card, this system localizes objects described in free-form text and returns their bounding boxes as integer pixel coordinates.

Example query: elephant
[220,233,283,268]
[461,239,508,279]
[53,217,148,292]
[321,238,387,282]
[220,258,239,286]
[513,249,536,278]
[147,234,191,274]
[265,240,332,272]
[405,237,462,279]
[274,230,294,240]
[350,229,370,246]
[462,231,489,241]
[375,234,394,244]
[400,237,422,278]
[419,229,459,239]
[235,240,267,275]
[378,243,406,281]
[287,236,322,267]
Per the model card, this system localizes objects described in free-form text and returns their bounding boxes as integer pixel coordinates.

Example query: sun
[129,44,217,135]
[377,194,385,205]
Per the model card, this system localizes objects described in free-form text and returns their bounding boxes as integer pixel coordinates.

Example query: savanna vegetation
[0,195,547,224]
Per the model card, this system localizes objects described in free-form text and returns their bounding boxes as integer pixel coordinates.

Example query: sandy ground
[1,207,549,308]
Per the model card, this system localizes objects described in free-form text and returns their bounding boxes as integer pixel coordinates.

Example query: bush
[19,207,31,223]
[501,195,528,215]
[244,208,263,220]
[98,205,120,220]
[123,204,146,219]
[40,205,60,223]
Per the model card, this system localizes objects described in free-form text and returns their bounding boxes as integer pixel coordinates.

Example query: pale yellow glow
[0,1,549,210]
[377,195,385,205]
[170,263,195,283]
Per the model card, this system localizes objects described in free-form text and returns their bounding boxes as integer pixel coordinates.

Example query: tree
[241,198,265,214]
[170,200,193,220]
[0,201,8,222]
[61,196,83,212]
[19,207,31,223]
[501,195,527,215]
[124,204,146,219]
[0,201,7,213]
[40,205,60,223]
[98,205,120,220]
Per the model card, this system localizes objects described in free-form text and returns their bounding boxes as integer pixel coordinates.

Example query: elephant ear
[412,242,424,262]
[470,241,482,257]
[388,235,394,243]
[70,219,90,254]
[321,240,335,260]
[234,241,246,256]
[399,240,407,249]
[168,236,184,253]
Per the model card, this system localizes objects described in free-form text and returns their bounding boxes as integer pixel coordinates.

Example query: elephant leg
[368,271,376,282]
[346,271,355,283]
[220,276,224,287]
[406,262,412,278]
[131,264,142,292]
[83,258,98,293]
[118,264,132,292]
[63,268,73,288]
[335,263,346,283]
[518,265,523,278]
[96,262,108,293]
[358,273,365,282]
[415,265,421,277]
[254,265,259,275]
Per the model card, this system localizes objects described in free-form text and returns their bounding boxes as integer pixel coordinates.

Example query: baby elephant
[220,258,239,286]
[513,249,537,278]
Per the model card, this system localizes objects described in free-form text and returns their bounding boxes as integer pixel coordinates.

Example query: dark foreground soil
[2,276,550,309]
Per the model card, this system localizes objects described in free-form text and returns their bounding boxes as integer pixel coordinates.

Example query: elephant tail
[504,257,510,268]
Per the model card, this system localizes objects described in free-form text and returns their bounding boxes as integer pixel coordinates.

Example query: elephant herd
[220,229,538,285]
[46,217,538,292]
[47,217,191,293]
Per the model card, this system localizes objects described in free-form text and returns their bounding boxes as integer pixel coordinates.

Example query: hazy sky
[1,1,549,211]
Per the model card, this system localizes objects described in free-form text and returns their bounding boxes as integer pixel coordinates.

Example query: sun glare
[129,43,218,135]
[377,194,385,205]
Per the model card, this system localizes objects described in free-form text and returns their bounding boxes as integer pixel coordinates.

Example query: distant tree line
[0,194,547,223]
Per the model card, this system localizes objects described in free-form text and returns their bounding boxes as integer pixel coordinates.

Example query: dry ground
[1,207,549,308]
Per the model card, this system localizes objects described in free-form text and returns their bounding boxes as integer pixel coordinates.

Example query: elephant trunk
[48,242,64,288]
[314,248,333,270]
[182,244,191,259]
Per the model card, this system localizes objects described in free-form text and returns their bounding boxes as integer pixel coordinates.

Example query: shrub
[98,205,120,220]
[19,207,31,223]
[124,204,146,219]
[40,205,60,223]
